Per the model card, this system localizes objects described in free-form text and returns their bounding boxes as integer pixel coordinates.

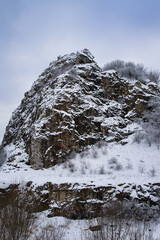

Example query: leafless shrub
[34,224,65,240]
[108,157,123,171]
[68,161,76,173]
[103,59,160,84]
[115,162,123,171]
[0,188,36,240]
[63,161,68,169]
[147,70,160,84]
[146,135,152,147]
[133,131,144,144]
[82,200,158,240]
[81,165,86,175]
[91,150,98,159]
[102,147,107,155]
[108,157,117,165]
[80,150,89,159]
[95,140,107,149]
[141,97,160,149]
[149,166,156,177]
[126,159,132,170]
[139,162,145,174]
[99,165,106,175]
[80,160,89,175]
[128,221,155,240]
[103,60,125,72]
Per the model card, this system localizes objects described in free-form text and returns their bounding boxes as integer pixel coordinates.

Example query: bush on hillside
[142,96,160,148]
[134,96,160,148]
[103,60,160,84]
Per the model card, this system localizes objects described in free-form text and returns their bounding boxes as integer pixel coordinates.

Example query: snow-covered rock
[0,49,159,169]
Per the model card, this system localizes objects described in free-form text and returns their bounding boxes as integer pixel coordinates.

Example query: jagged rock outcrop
[1,182,160,220]
[0,49,159,169]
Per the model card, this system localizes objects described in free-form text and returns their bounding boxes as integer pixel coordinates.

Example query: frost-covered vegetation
[82,200,160,240]
[103,60,160,84]
[0,189,36,240]
[1,188,160,240]
[33,201,160,240]
[134,96,160,148]
[103,59,160,148]
[1,133,160,186]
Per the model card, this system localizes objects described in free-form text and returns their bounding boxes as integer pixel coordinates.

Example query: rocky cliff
[0,49,159,169]
[1,182,160,220]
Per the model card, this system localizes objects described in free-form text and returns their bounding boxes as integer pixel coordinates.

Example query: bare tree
[0,187,36,240]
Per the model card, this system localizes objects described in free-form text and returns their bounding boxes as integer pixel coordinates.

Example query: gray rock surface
[0,49,159,169]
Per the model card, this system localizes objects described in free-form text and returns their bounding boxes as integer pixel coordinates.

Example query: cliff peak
[0,50,159,169]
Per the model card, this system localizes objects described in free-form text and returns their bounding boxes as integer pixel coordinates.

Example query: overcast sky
[1,0,160,142]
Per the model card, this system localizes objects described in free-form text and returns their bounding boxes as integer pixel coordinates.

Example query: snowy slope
[0,133,160,189]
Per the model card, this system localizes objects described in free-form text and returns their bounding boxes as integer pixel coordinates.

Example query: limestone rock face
[1,182,160,219]
[1,49,159,169]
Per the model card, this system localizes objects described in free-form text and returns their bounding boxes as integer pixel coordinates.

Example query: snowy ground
[1,133,160,239]
[29,211,160,240]
[0,133,160,189]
